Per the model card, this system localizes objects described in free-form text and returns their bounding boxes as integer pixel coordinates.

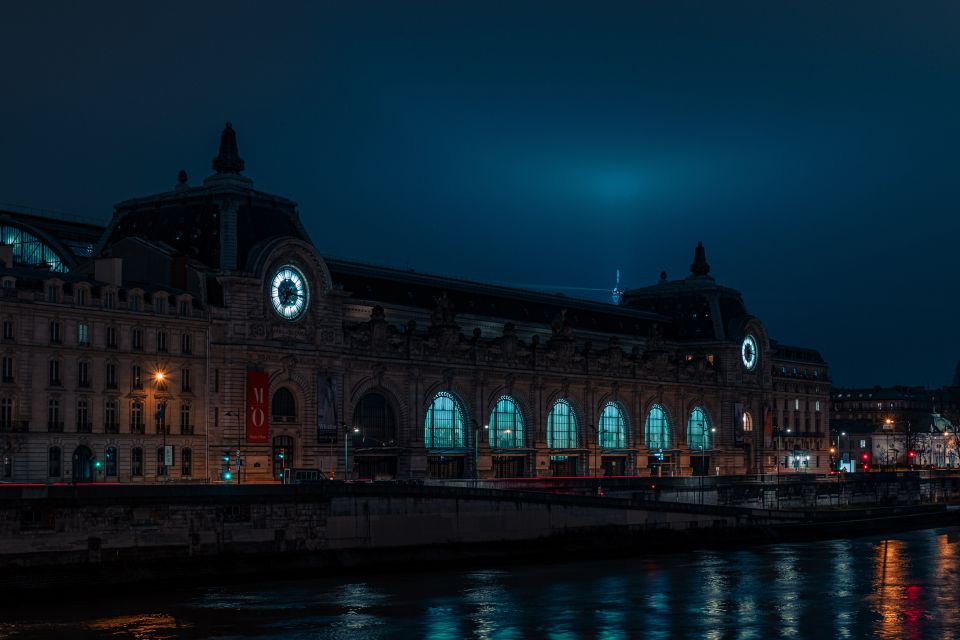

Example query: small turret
[690,241,711,278]
[212,122,245,175]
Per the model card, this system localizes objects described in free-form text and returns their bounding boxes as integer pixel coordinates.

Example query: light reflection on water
[1,527,959,639]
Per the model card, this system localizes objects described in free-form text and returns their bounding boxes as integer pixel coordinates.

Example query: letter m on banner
[246,370,270,444]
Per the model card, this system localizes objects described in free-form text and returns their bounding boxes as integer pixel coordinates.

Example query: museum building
[0,124,832,483]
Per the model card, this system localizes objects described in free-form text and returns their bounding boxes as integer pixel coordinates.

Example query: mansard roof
[96,124,311,272]
[326,257,668,337]
[619,243,749,342]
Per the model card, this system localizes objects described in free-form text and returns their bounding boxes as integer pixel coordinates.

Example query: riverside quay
[0,124,831,484]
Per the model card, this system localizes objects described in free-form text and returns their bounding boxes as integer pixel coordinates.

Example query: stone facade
[0,124,832,483]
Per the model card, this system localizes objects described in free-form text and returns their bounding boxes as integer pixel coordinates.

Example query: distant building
[831,385,959,469]
[0,124,832,483]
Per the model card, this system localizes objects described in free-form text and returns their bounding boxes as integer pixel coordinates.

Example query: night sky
[1,1,957,388]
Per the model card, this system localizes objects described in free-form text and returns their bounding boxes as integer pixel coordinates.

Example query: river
[2,526,959,639]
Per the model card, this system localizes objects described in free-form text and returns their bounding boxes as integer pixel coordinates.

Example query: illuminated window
[599,402,626,449]
[645,404,670,449]
[489,395,523,448]
[425,391,465,449]
[547,399,578,449]
[743,411,753,432]
[687,407,711,450]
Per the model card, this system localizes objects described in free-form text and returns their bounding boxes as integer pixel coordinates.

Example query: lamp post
[474,421,489,485]
[154,371,167,481]
[224,410,242,484]
[699,424,716,504]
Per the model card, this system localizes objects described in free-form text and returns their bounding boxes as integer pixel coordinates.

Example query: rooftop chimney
[0,244,12,269]
[94,257,123,287]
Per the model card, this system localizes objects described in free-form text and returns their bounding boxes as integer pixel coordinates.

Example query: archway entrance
[72,445,94,482]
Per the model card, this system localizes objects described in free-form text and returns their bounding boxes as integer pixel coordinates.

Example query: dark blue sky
[1,1,957,387]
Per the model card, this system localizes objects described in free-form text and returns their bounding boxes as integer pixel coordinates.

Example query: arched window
[599,402,627,449]
[353,392,398,446]
[489,396,524,448]
[645,404,669,450]
[271,387,296,421]
[742,411,753,432]
[687,406,711,450]
[424,392,465,449]
[547,399,578,449]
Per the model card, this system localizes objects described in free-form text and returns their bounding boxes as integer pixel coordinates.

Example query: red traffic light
[908,451,916,458]
[861,453,869,461]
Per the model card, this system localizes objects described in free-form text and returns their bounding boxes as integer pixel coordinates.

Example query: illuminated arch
[489,395,524,448]
[547,399,578,449]
[687,406,711,450]
[425,391,466,449]
[599,402,627,449]
[645,404,670,450]
[0,222,72,272]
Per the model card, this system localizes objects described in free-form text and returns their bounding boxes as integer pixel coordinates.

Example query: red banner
[246,371,269,444]
[763,405,773,448]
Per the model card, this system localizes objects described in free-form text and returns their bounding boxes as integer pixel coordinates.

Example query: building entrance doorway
[356,455,397,480]
[72,445,94,482]
[273,436,294,481]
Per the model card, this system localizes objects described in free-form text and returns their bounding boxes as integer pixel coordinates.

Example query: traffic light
[221,451,232,481]
[908,450,916,459]
[861,452,869,462]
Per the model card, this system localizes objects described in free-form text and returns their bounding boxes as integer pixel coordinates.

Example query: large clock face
[270,265,308,320]
[741,334,758,371]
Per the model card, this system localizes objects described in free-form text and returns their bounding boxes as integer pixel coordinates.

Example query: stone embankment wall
[0,481,953,593]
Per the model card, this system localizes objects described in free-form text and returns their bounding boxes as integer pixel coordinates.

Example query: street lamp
[154,370,167,480]
[474,422,489,484]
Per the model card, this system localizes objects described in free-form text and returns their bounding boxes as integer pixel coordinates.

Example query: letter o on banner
[246,371,270,444]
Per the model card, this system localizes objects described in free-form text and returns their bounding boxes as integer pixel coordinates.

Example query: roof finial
[690,240,710,277]
[212,122,245,174]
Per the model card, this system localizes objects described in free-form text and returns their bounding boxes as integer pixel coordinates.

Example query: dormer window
[155,295,167,315]
[46,285,59,303]
[103,290,115,309]
[76,287,87,306]
[130,294,141,312]
[177,298,191,317]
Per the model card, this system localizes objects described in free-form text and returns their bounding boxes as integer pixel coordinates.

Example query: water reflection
[0,527,958,640]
